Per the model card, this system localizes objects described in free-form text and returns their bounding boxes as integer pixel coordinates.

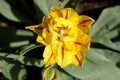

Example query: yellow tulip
[26,6,94,68]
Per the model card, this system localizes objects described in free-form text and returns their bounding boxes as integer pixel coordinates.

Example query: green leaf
[0,0,20,22]
[92,36,120,52]
[90,5,120,37]
[89,5,120,53]
[34,0,69,15]
[0,0,35,24]
[104,27,120,39]
[56,68,74,80]
[0,53,44,68]
[64,61,120,80]
[85,49,111,64]
[0,59,27,80]
[86,48,120,64]
[115,42,120,49]
[0,27,35,49]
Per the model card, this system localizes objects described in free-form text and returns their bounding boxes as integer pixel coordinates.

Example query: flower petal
[75,30,91,51]
[72,51,85,67]
[52,42,76,68]
[49,6,62,18]
[43,45,56,67]
[63,41,75,50]
[61,8,79,21]
[65,9,68,19]
[25,25,42,35]
[36,36,46,45]
[49,6,62,12]
[78,15,95,33]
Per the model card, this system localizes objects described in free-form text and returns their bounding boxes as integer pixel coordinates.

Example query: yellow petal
[43,45,56,67]
[25,24,42,35]
[61,8,78,20]
[75,30,91,51]
[78,15,95,33]
[52,42,76,68]
[42,28,52,45]
[72,51,85,67]
[49,6,62,18]
[49,6,62,12]
[36,36,46,45]
[60,49,77,68]
[63,41,75,50]
[42,28,59,45]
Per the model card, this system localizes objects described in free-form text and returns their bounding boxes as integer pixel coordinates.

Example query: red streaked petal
[65,9,68,19]
[74,41,83,45]
[47,53,54,64]
[61,46,64,65]
[79,19,92,25]
[75,55,82,66]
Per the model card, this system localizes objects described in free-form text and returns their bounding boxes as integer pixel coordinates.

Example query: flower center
[53,18,72,36]
[57,25,69,35]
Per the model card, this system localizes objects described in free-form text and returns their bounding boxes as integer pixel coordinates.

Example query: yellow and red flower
[26,6,94,68]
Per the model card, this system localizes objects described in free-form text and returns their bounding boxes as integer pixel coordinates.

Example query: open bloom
[26,6,94,68]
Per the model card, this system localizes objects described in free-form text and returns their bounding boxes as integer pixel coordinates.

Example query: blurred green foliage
[0,0,120,80]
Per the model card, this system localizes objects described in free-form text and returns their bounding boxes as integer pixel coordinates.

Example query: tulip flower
[26,6,94,68]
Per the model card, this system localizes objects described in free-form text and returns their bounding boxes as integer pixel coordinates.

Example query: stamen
[57,25,68,30]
